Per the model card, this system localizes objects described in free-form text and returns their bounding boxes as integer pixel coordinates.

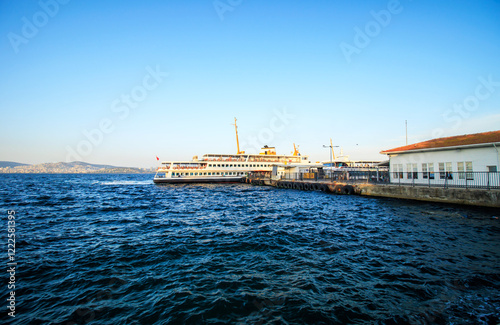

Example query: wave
[99,180,153,186]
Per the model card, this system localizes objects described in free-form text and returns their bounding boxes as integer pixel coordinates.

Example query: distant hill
[0,161,155,174]
[0,161,30,168]
[64,161,118,169]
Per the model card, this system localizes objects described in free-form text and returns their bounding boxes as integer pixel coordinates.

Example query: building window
[439,163,452,179]
[466,161,473,180]
[412,163,418,179]
[422,163,428,179]
[429,163,435,179]
[393,164,403,179]
[457,162,465,179]
[406,163,412,179]
[440,162,453,180]
[488,166,497,172]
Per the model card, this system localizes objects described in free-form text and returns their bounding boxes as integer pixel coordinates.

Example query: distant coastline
[0,161,155,174]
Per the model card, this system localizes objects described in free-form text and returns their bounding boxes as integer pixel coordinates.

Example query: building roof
[381,130,500,154]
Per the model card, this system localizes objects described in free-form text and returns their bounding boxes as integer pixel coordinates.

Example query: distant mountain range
[0,161,155,174]
[0,161,29,168]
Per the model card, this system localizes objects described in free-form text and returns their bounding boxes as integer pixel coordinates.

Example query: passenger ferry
[153,119,314,184]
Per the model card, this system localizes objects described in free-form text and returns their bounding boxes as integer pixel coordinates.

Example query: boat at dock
[153,119,315,184]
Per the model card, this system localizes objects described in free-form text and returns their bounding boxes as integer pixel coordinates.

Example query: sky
[1,0,499,168]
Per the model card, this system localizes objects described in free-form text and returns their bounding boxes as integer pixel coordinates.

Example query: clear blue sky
[1,0,499,167]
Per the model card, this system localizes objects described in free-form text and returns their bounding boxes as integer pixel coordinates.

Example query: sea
[0,173,499,324]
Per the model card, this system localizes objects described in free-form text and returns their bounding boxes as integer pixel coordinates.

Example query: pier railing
[281,169,390,184]
[279,170,500,190]
[390,171,500,189]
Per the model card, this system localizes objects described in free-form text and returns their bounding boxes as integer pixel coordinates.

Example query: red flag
[156,156,159,161]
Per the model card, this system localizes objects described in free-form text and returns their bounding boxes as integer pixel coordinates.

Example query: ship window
[217,164,221,167]
[208,164,212,167]
[217,172,220,175]
[208,172,211,175]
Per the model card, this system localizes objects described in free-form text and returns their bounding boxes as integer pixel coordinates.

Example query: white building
[380,130,500,187]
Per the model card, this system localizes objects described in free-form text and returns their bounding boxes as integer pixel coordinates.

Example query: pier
[244,170,500,208]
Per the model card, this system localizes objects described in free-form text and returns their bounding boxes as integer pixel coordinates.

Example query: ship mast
[330,138,336,160]
[233,117,243,154]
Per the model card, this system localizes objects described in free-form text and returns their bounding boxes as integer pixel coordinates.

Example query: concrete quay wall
[355,183,500,208]
[253,179,500,208]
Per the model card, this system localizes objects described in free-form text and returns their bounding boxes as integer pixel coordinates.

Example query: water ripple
[0,174,499,324]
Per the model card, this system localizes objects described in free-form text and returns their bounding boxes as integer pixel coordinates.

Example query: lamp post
[323,138,339,181]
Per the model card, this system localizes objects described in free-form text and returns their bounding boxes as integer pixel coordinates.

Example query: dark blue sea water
[1,174,499,324]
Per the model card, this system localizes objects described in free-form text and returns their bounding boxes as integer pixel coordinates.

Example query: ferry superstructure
[153,119,314,183]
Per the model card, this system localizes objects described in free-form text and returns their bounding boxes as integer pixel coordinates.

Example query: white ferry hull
[153,176,244,184]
